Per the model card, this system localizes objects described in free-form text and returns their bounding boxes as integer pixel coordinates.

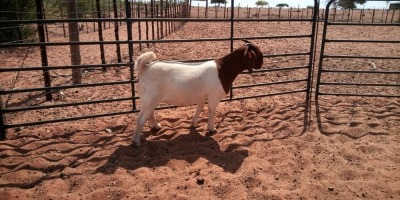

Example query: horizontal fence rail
[0,0,321,139]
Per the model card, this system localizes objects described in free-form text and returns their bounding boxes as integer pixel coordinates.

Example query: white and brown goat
[132,41,264,146]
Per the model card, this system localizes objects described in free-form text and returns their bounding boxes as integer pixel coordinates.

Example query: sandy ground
[1,7,400,200]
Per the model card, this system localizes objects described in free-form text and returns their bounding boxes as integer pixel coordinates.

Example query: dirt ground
[1,7,400,200]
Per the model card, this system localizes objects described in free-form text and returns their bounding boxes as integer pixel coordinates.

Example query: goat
[132,40,264,146]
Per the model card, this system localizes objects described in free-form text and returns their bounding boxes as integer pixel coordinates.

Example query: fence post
[151,0,155,42]
[205,0,208,18]
[307,0,319,102]
[0,91,6,140]
[59,3,67,38]
[113,0,122,63]
[390,9,395,23]
[229,0,234,100]
[125,0,136,111]
[35,0,52,101]
[137,5,142,50]
[156,5,160,39]
[372,8,375,23]
[145,4,150,47]
[95,0,106,69]
[333,7,337,22]
[385,9,389,23]
[197,3,199,18]
[341,8,345,21]
[173,2,177,31]
[108,0,111,29]
[278,7,281,23]
[347,9,351,22]
[66,0,83,84]
[166,3,170,35]
[92,0,96,31]
[350,9,354,22]
[224,3,226,18]
[160,0,164,39]
[237,3,240,19]
[42,4,50,42]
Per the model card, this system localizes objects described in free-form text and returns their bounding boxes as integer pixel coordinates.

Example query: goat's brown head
[242,40,264,72]
[215,40,264,94]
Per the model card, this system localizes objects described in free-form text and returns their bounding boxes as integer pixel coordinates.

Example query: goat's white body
[133,52,226,145]
[139,61,225,106]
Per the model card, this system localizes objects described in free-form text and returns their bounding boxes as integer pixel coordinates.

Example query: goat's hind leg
[207,98,220,133]
[149,112,162,129]
[132,109,154,146]
[132,99,159,146]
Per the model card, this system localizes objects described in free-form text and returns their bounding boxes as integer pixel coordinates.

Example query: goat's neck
[215,49,247,94]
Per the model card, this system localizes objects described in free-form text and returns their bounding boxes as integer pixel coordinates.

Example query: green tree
[256,0,269,7]
[0,0,36,43]
[276,3,289,8]
[336,0,366,9]
[211,0,227,6]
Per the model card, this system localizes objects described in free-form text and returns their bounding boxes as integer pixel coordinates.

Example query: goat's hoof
[207,128,217,133]
[191,121,201,128]
[152,123,162,130]
[131,139,141,147]
[191,124,200,128]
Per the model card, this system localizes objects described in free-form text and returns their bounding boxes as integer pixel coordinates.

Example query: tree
[276,3,289,8]
[256,0,269,7]
[336,0,366,9]
[211,0,227,7]
[0,0,35,43]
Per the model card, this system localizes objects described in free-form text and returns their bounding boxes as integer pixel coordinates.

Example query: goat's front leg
[191,101,205,128]
[207,99,220,133]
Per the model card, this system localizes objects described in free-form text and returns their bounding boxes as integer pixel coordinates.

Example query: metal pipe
[0,18,314,25]
[35,0,52,101]
[0,80,134,94]
[1,97,135,113]
[229,0,235,100]
[125,0,136,111]
[0,35,313,48]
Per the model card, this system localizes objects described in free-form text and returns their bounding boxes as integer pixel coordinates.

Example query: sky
[190,0,398,9]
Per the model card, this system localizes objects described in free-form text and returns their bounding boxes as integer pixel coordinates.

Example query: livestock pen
[0,0,400,199]
[0,0,319,138]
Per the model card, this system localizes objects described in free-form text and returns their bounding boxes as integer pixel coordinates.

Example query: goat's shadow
[96,128,248,174]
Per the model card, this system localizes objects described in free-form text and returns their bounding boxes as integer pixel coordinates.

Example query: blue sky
[190,0,397,9]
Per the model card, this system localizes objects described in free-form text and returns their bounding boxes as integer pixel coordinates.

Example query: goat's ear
[247,49,255,59]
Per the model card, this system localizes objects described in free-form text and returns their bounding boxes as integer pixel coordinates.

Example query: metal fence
[0,0,320,139]
[316,0,400,98]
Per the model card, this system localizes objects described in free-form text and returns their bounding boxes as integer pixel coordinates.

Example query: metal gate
[0,0,319,139]
[316,0,400,98]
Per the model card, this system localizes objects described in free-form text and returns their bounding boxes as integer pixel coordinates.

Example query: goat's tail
[135,51,156,78]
